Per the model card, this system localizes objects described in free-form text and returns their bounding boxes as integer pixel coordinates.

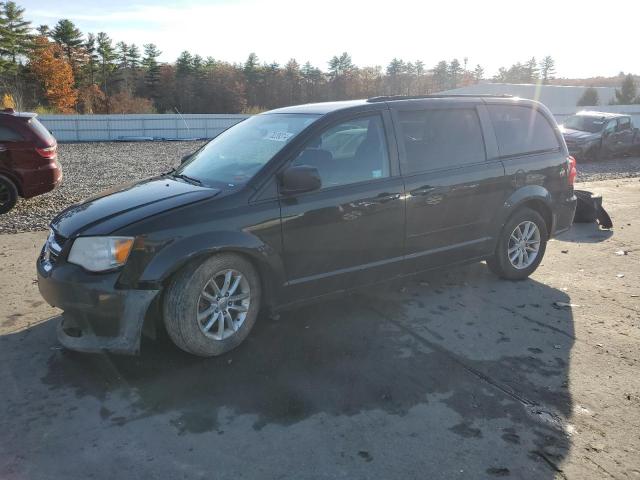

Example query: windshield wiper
[172,172,203,185]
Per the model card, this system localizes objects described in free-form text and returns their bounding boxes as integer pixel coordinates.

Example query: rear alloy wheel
[487,208,548,280]
[0,175,18,214]
[163,253,261,357]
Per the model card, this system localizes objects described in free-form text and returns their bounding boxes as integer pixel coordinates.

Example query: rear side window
[0,125,24,142]
[487,105,559,157]
[397,108,485,174]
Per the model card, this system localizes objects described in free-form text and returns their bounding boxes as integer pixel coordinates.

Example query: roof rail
[367,94,514,103]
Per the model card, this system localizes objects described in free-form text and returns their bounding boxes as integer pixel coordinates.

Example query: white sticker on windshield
[265,131,294,142]
[372,169,382,178]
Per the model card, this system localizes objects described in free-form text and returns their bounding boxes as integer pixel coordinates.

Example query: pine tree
[473,64,484,82]
[83,33,99,85]
[115,41,131,92]
[176,51,193,76]
[577,87,599,106]
[432,61,448,91]
[613,74,638,104]
[448,58,462,89]
[142,43,162,103]
[524,57,539,82]
[36,24,49,37]
[127,44,141,69]
[96,32,116,97]
[0,1,33,70]
[51,19,83,69]
[243,53,261,107]
[539,56,555,84]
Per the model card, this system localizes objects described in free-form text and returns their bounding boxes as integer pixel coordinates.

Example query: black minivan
[37,95,577,357]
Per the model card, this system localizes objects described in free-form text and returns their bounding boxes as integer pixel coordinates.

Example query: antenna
[174,107,190,138]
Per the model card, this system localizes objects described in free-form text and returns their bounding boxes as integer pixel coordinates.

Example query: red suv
[0,108,61,213]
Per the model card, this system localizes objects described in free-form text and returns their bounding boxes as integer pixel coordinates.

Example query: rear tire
[0,175,18,214]
[163,253,261,357]
[487,208,548,280]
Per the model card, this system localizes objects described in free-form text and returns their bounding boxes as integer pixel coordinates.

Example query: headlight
[68,236,134,272]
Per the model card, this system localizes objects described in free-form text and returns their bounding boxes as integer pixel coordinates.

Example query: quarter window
[292,114,389,188]
[487,105,560,157]
[0,126,24,142]
[397,108,486,174]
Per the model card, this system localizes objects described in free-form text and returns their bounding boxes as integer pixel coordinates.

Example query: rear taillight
[36,145,57,159]
[567,155,577,186]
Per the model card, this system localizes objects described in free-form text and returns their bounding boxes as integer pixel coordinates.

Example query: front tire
[163,253,262,357]
[487,208,548,280]
[0,175,18,214]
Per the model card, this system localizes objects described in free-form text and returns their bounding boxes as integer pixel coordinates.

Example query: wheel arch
[497,186,554,238]
[140,231,285,311]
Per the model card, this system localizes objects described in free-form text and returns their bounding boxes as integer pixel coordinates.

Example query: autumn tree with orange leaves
[29,36,77,112]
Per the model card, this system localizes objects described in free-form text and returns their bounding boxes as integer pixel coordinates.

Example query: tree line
[0,1,575,114]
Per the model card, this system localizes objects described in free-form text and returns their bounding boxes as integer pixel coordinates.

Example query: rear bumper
[552,193,577,236]
[37,254,158,355]
[22,159,62,198]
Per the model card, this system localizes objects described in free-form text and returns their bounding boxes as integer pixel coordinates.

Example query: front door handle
[410,186,436,196]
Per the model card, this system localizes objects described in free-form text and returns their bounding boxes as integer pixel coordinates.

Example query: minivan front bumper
[37,255,159,355]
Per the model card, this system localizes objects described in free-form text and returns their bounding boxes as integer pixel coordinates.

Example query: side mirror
[280,165,321,195]
[181,153,192,164]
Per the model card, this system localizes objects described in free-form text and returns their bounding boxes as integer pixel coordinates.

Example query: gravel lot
[0,141,206,234]
[1,141,639,233]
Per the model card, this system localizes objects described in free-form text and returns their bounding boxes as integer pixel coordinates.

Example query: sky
[20,0,640,78]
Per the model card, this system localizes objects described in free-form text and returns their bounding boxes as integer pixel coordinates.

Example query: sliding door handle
[410,186,436,196]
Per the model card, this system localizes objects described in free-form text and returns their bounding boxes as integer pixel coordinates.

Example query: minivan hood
[51,176,220,237]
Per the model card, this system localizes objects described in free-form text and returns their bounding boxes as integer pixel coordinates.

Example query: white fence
[38,114,249,142]
[38,106,640,142]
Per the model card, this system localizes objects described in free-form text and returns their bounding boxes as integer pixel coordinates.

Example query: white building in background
[442,82,617,110]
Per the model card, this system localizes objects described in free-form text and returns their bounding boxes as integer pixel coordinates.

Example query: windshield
[563,115,605,133]
[177,113,320,186]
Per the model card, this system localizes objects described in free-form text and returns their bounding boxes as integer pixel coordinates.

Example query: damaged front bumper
[37,255,159,355]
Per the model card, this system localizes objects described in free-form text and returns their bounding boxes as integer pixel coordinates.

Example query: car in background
[560,111,640,161]
[0,108,61,214]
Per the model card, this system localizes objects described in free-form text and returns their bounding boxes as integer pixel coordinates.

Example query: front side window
[0,125,24,142]
[604,120,617,134]
[178,113,319,187]
[398,108,486,174]
[488,105,560,157]
[292,114,390,188]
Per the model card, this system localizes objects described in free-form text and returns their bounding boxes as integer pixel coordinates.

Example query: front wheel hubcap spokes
[508,221,540,269]
[197,269,251,340]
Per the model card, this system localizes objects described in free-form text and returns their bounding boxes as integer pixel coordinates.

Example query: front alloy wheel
[164,253,261,357]
[197,269,251,340]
